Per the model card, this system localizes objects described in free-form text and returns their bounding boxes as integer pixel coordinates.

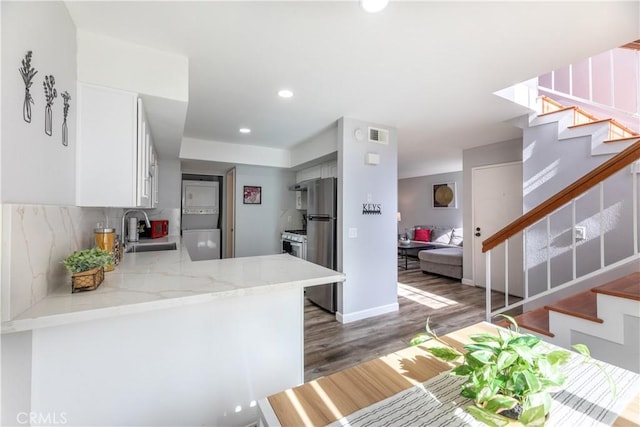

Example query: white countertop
[2,237,345,333]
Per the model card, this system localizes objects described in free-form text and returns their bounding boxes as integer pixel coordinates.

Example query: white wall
[398,171,463,236]
[234,165,298,257]
[337,117,398,323]
[158,158,181,209]
[462,138,522,282]
[1,1,77,205]
[290,124,338,168]
[75,31,188,159]
[180,137,291,169]
[76,30,188,102]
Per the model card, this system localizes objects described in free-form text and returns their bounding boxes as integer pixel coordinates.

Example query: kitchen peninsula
[1,238,345,427]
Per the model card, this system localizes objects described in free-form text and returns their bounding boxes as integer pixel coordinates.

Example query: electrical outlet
[574,226,586,240]
[348,228,358,238]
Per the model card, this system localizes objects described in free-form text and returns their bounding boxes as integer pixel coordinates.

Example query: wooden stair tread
[569,117,637,135]
[538,105,576,116]
[514,308,553,337]
[544,291,603,323]
[604,135,640,143]
[568,118,616,128]
[592,272,640,301]
[539,95,564,108]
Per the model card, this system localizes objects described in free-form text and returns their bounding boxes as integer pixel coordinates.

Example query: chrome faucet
[121,209,151,247]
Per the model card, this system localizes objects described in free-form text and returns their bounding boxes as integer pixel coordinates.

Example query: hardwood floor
[304,267,516,381]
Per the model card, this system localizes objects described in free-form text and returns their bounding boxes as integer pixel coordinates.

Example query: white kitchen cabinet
[76,83,156,208]
[295,191,307,210]
[150,145,159,208]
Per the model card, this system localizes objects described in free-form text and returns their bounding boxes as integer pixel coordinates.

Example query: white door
[472,162,523,296]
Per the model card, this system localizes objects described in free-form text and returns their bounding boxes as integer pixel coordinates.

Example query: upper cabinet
[77,83,157,208]
[150,144,159,208]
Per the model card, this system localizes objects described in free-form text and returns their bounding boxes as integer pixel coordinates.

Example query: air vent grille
[368,127,389,144]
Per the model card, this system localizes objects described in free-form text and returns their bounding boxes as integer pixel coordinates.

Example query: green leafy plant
[410,315,595,427]
[62,247,113,274]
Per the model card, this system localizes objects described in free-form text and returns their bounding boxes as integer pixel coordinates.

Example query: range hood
[289,179,315,191]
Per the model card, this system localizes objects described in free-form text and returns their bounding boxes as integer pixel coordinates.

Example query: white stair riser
[548,296,638,346]
[529,110,574,129]
[526,109,631,157]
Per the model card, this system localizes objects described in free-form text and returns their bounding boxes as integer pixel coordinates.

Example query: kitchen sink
[125,242,177,253]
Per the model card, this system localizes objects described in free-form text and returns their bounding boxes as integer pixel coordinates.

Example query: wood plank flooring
[304,267,517,381]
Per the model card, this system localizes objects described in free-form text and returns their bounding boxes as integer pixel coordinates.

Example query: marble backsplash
[1,204,181,321]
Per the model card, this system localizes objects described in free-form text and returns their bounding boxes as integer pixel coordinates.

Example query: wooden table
[259,322,640,426]
[397,241,434,269]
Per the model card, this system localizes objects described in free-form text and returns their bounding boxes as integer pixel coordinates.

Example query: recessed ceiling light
[361,0,389,13]
[239,128,251,134]
[278,89,294,98]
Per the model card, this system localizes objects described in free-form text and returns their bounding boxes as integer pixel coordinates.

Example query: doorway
[472,162,524,296]
[224,167,236,258]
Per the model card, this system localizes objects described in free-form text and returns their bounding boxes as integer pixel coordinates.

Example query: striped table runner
[328,353,639,427]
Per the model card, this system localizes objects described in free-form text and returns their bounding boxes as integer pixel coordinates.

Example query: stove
[282,229,307,243]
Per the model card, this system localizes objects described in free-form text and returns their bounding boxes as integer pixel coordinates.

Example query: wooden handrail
[483,138,640,252]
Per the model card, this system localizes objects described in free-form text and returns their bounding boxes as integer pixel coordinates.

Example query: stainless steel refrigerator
[305,177,338,312]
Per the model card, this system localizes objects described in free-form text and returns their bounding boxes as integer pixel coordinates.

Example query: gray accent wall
[337,117,398,322]
[523,120,636,295]
[462,138,523,282]
[397,171,463,237]
[234,165,297,257]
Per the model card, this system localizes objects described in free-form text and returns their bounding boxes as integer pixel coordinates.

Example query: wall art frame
[243,186,262,204]
[432,182,456,208]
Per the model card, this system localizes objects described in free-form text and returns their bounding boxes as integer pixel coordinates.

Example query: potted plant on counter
[410,315,601,426]
[62,247,113,293]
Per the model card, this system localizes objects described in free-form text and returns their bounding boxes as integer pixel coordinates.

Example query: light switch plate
[574,226,586,240]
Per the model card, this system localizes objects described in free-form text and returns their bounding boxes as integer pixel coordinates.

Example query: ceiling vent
[368,127,389,144]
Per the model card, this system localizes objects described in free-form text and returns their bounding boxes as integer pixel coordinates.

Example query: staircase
[515,272,640,373]
[484,93,640,373]
[487,40,640,373]
[533,95,639,156]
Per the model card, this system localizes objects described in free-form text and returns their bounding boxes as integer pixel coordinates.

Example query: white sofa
[407,226,463,279]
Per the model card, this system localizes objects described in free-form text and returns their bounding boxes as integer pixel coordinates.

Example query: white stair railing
[484,145,640,321]
[538,47,639,132]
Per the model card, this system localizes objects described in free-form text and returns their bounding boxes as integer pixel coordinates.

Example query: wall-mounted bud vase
[61,91,71,146]
[43,75,57,136]
[19,51,38,123]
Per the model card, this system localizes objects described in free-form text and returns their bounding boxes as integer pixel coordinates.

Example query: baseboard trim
[461,278,475,287]
[336,302,399,324]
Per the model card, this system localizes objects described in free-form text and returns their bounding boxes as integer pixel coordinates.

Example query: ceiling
[65,1,639,178]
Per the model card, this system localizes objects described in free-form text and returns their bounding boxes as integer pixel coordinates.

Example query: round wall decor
[434,185,454,205]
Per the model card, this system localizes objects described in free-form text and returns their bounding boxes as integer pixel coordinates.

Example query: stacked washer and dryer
[181,179,221,261]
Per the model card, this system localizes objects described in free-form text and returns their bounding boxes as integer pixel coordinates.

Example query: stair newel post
[599,183,605,268]
[485,250,492,321]
[546,216,551,291]
[504,240,509,308]
[523,229,529,299]
[634,169,638,255]
[571,199,577,281]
